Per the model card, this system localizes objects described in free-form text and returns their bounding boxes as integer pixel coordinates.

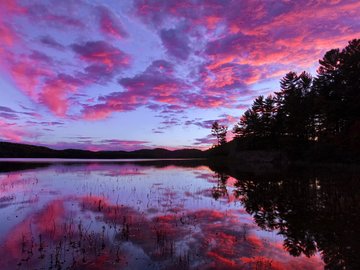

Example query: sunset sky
[1,0,360,151]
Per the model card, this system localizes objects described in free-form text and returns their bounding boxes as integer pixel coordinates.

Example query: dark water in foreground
[0,159,358,270]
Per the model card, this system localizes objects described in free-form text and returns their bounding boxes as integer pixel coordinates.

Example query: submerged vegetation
[211,39,360,162]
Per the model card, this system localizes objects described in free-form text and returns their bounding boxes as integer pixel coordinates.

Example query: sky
[0,0,360,151]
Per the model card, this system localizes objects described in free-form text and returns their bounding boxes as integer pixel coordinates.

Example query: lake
[0,159,358,269]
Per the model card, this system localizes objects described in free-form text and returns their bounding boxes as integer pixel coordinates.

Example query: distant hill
[0,141,207,159]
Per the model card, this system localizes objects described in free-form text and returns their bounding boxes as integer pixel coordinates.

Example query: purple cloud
[98,6,128,39]
[160,28,191,60]
[71,41,130,69]
[39,36,65,50]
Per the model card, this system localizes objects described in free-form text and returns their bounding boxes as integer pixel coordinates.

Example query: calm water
[0,159,358,269]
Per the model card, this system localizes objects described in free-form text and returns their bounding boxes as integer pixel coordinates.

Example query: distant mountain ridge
[0,142,206,159]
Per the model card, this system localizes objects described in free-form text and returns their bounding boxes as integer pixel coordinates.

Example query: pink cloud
[0,2,26,69]
[133,0,360,102]
[81,60,189,119]
[119,62,188,102]
[1,0,360,131]
[98,6,128,39]
[39,74,82,116]
[6,48,83,117]
[0,120,33,142]
[0,18,77,117]
[82,56,256,120]
[71,41,130,70]
[9,55,54,98]
[0,23,18,48]
[0,2,133,118]
[186,114,238,130]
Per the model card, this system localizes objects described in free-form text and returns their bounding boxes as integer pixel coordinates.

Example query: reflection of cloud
[0,169,324,270]
[101,168,147,177]
[0,200,66,268]
[77,196,324,269]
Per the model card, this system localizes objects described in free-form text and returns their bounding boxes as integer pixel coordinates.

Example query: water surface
[0,159,358,269]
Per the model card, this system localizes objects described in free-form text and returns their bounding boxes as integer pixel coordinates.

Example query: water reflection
[210,163,360,270]
[0,160,356,269]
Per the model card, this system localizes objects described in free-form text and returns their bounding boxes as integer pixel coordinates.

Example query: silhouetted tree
[313,48,344,140]
[313,39,360,146]
[262,95,277,136]
[274,71,313,139]
[214,38,360,161]
[233,95,276,138]
[233,108,259,137]
[211,121,228,146]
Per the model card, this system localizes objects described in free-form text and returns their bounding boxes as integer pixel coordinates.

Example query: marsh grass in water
[1,160,356,269]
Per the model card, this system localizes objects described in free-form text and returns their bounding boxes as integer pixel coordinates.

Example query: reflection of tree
[210,165,360,270]
[211,172,229,200]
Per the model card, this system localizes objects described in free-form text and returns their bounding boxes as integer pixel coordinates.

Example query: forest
[211,39,360,162]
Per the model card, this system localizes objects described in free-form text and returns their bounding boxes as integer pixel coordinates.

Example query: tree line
[212,39,360,159]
